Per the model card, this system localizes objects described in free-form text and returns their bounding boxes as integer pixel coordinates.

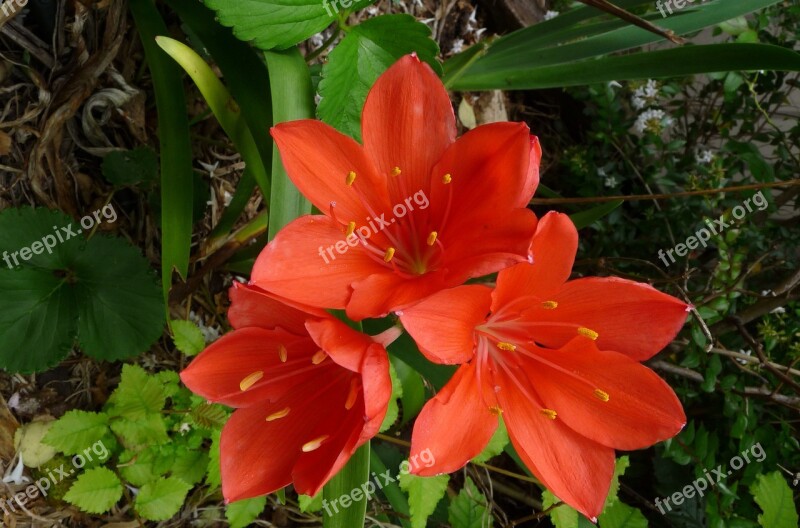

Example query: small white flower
[222,190,233,207]
[631,80,660,110]
[366,5,379,15]
[309,33,324,48]
[544,10,559,20]
[695,149,715,165]
[608,81,622,89]
[450,39,464,54]
[3,454,30,485]
[736,349,753,365]
[634,108,672,134]
[604,176,618,188]
[771,306,786,314]
[179,423,192,435]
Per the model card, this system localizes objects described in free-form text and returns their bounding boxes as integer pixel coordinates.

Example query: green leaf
[398,472,450,528]
[299,493,323,513]
[202,0,376,51]
[64,467,123,514]
[101,147,158,187]
[227,496,267,528]
[317,14,440,142]
[43,411,109,455]
[190,401,229,429]
[448,477,493,528]
[570,200,623,230]
[171,447,210,486]
[135,476,192,521]
[111,414,169,449]
[542,490,578,528]
[394,356,425,425]
[323,442,371,528]
[603,456,630,511]
[598,501,648,528]
[206,428,222,489]
[119,447,172,487]
[106,364,167,420]
[472,418,508,463]
[170,319,206,356]
[370,448,410,527]
[380,360,403,432]
[750,471,798,528]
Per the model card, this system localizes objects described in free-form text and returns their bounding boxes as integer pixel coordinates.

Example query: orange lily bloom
[398,212,689,520]
[251,54,540,320]
[180,283,392,502]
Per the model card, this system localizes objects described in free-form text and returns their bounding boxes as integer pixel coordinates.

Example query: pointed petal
[228,283,324,334]
[251,215,386,310]
[494,365,614,521]
[492,211,578,312]
[304,317,378,372]
[362,54,456,203]
[271,120,390,221]
[516,135,541,207]
[180,327,318,408]
[399,285,491,364]
[411,363,498,476]
[346,268,449,321]
[358,343,393,442]
[522,338,686,450]
[525,277,690,360]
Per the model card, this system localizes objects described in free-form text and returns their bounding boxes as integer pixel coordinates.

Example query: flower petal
[358,343,393,442]
[521,338,686,450]
[411,362,498,476]
[228,282,324,334]
[524,277,689,360]
[491,211,578,312]
[493,365,614,521]
[251,215,386,310]
[516,135,541,208]
[304,317,379,372]
[346,268,449,321]
[362,54,456,203]
[399,285,492,364]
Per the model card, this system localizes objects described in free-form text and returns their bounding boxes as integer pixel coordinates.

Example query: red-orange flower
[398,212,689,520]
[251,54,540,320]
[180,283,392,502]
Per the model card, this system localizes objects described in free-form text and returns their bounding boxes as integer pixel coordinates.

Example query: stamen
[302,435,330,452]
[278,344,288,363]
[542,301,558,310]
[346,171,356,186]
[345,221,356,238]
[266,407,290,421]
[496,342,517,351]
[427,231,438,246]
[391,166,402,176]
[384,247,396,262]
[345,378,360,410]
[577,327,599,340]
[312,350,328,365]
[239,371,263,391]
[540,409,558,420]
[442,173,452,184]
[489,405,503,416]
[593,389,610,402]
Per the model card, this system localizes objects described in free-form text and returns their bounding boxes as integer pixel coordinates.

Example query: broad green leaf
[111,414,169,449]
[202,0,376,51]
[119,447,172,487]
[106,364,167,420]
[570,200,623,230]
[393,356,425,425]
[317,14,440,141]
[191,401,229,429]
[604,457,631,511]
[299,493,323,513]
[135,476,192,521]
[473,418,508,463]
[206,428,222,489]
[101,147,158,187]
[542,490,578,528]
[750,471,798,528]
[448,477,493,528]
[323,442,371,528]
[171,447,209,486]
[43,411,109,455]
[170,319,206,356]
[398,472,450,528]
[598,501,648,528]
[64,467,123,514]
[380,360,403,432]
[227,496,267,528]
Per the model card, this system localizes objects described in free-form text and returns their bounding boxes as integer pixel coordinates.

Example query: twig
[576,0,686,44]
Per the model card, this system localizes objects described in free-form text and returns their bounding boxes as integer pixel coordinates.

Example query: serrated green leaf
[203,0,376,51]
[106,364,167,420]
[398,472,449,528]
[101,147,158,187]
[750,471,798,528]
[317,14,440,141]
[604,457,630,511]
[380,360,403,432]
[43,411,109,455]
[119,448,169,487]
[206,428,222,489]
[64,467,123,514]
[542,490,578,528]
[299,493,323,513]
[110,414,169,449]
[190,402,229,429]
[135,476,192,521]
[227,496,267,528]
[473,419,508,463]
[170,319,206,356]
[448,477,493,528]
[598,501,647,528]
[171,447,209,486]
[156,370,181,398]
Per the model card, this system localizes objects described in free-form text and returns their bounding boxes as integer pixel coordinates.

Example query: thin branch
[576,0,686,44]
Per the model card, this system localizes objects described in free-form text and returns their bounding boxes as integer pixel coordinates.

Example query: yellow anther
[346,171,357,186]
[391,166,402,176]
[577,327,599,340]
[312,350,328,365]
[427,231,438,246]
[541,409,558,420]
[345,378,360,410]
[489,405,503,416]
[302,435,330,452]
[239,371,263,391]
[496,342,517,351]
[345,221,356,237]
[442,173,452,184]
[266,407,290,422]
[278,344,288,363]
[542,300,558,309]
[593,389,610,402]
[384,247,396,262]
